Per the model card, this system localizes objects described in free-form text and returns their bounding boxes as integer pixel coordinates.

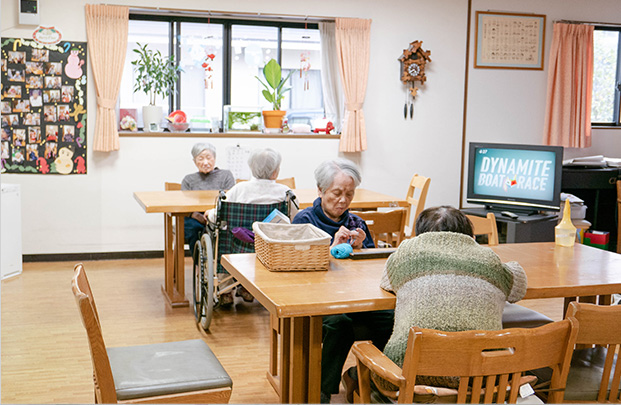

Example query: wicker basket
[252,222,331,271]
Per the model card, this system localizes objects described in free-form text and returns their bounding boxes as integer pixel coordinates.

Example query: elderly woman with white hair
[221,147,290,205]
[292,158,394,403]
[182,142,235,264]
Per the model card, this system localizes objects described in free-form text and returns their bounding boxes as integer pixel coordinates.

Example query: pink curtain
[85,5,129,152]
[335,18,371,152]
[543,23,594,148]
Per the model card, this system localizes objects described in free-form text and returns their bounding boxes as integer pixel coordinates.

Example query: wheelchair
[192,190,297,331]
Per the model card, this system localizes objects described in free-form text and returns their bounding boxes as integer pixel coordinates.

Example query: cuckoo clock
[399,40,431,105]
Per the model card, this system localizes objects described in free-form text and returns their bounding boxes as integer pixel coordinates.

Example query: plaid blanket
[215,200,289,273]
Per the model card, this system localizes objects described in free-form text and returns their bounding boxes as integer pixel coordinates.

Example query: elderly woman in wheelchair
[193,148,295,330]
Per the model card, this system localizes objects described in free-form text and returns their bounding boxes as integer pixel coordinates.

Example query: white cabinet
[1,183,23,279]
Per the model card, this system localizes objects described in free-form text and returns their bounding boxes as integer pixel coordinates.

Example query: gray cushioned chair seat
[107,339,232,401]
[502,302,554,329]
[564,347,618,402]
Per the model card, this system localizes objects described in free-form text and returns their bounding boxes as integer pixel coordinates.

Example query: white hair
[248,148,282,179]
[191,142,216,159]
[314,158,361,192]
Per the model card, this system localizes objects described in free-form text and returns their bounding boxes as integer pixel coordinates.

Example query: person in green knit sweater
[342,205,527,401]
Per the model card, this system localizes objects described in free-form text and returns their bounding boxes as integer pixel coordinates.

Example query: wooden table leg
[289,317,310,403]
[307,316,323,404]
[161,213,189,308]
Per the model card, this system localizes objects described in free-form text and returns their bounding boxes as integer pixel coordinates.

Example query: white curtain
[319,22,345,133]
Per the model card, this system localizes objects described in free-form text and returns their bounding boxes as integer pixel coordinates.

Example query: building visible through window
[592,27,621,126]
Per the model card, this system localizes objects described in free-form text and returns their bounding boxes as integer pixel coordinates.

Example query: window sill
[118,130,340,139]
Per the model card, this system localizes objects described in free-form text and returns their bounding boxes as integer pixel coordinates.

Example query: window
[119,14,325,132]
[592,27,621,126]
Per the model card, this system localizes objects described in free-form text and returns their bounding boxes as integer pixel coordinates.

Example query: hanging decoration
[1,37,87,174]
[300,50,311,91]
[202,51,215,89]
[398,40,431,119]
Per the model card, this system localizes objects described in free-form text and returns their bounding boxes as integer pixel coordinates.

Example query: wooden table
[133,188,407,307]
[221,242,621,403]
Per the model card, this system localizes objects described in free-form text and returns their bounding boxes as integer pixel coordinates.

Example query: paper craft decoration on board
[1,37,87,174]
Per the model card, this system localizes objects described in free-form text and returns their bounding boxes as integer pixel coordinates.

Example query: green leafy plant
[255,58,295,110]
[131,43,182,106]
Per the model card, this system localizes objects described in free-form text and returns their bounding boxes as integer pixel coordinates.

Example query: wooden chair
[72,263,233,403]
[404,174,431,238]
[351,318,578,404]
[465,212,554,329]
[235,177,296,188]
[164,181,187,251]
[466,212,499,246]
[351,208,408,247]
[617,180,621,253]
[563,301,621,403]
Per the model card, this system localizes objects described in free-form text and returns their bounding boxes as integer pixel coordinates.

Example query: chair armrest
[352,341,405,388]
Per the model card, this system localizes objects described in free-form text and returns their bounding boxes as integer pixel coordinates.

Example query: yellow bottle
[555,199,577,247]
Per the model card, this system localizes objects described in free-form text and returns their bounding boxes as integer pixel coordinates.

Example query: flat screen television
[466,142,564,214]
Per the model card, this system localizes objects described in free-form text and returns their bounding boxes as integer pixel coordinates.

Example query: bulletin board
[474,11,546,70]
[1,37,87,174]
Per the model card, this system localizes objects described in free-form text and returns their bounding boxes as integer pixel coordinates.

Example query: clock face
[407,63,421,77]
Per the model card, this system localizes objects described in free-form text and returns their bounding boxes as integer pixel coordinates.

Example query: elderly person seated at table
[292,158,394,403]
[357,205,527,399]
[182,142,235,257]
[202,147,290,304]
[204,147,290,223]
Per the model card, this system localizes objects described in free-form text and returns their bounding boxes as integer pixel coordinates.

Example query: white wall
[1,0,619,255]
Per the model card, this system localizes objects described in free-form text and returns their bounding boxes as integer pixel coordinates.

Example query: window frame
[591,25,621,127]
[128,13,320,123]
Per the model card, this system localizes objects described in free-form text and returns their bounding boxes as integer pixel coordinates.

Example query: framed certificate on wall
[474,11,546,70]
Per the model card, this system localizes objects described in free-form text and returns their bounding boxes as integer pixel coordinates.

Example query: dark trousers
[184,217,204,255]
[321,309,394,395]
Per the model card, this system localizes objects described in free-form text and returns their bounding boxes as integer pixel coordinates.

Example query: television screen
[467,142,563,213]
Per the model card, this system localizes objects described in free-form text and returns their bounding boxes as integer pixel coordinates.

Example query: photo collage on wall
[1,37,87,174]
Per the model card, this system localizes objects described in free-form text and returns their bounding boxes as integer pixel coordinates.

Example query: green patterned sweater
[379,231,527,388]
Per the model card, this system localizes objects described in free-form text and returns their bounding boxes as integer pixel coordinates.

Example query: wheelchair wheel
[201,234,216,330]
[192,240,206,325]
[193,233,217,331]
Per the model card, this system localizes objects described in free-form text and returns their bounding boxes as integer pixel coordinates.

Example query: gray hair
[314,158,362,192]
[248,148,282,180]
[191,142,216,159]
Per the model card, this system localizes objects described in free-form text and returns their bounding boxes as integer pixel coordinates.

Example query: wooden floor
[1,258,565,404]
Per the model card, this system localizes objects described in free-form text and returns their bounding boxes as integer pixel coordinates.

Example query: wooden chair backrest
[566,301,621,402]
[617,181,620,253]
[466,212,499,246]
[352,209,408,247]
[396,319,578,404]
[405,174,430,237]
[165,182,182,191]
[276,177,296,189]
[72,263,117,403]
[236,177,296,189]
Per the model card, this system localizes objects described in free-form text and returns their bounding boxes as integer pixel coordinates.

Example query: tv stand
[462,207,558,243]
[484,205,542,216]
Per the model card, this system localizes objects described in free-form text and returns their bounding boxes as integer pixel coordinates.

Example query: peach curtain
[543,23,594,148]
[85,5,129,152]
[335,18,371,152]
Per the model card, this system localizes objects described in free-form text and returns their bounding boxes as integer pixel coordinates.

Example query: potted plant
[131,43,182,132]
[255,58,295,131]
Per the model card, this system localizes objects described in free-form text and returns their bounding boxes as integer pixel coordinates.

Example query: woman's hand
[332,226,366,249]
[191,211,206,225]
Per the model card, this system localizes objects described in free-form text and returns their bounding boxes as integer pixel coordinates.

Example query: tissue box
[584,231,609,250]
